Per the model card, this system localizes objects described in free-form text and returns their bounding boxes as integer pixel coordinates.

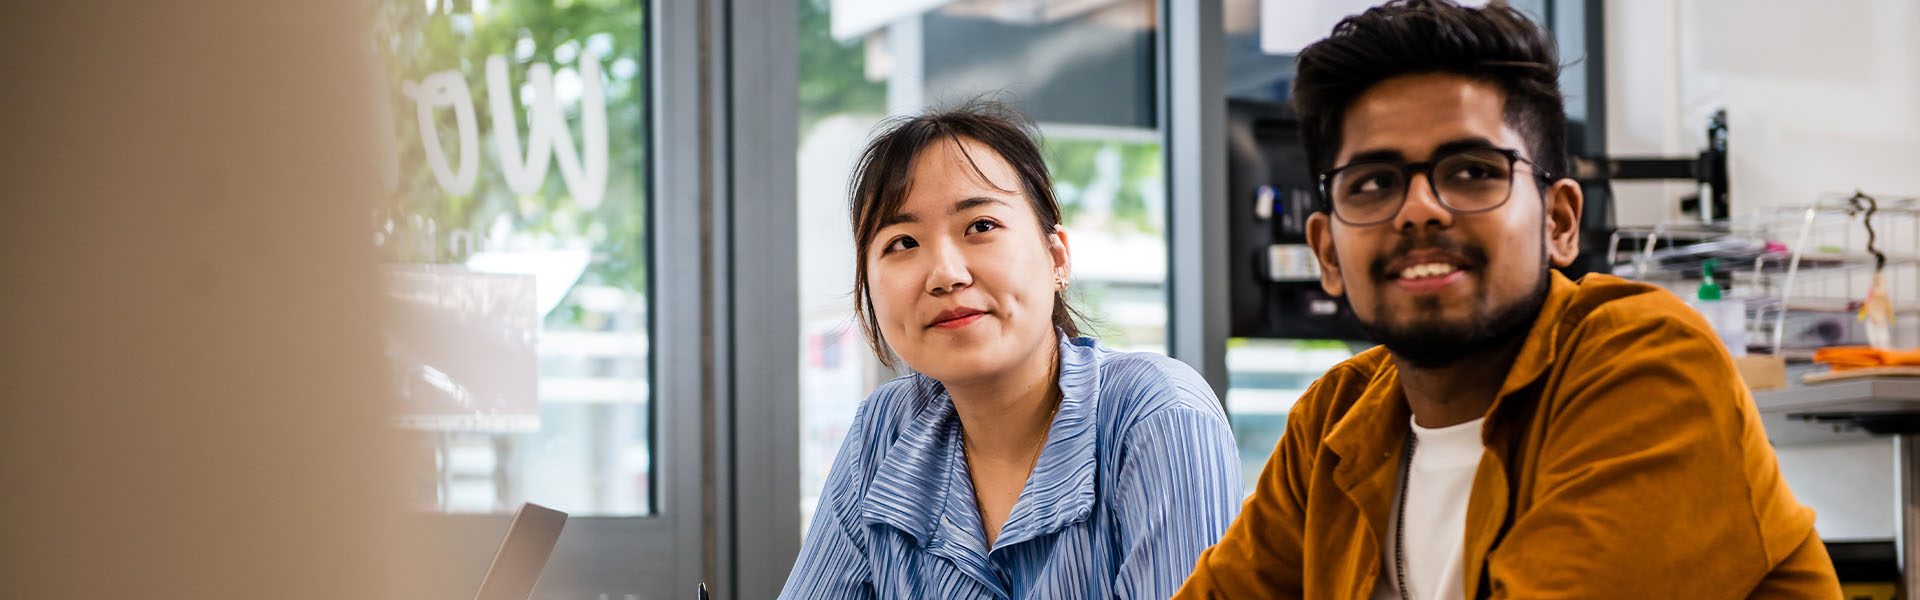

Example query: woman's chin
[905,354,995,383]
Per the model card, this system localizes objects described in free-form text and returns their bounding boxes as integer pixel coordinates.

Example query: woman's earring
[1056,276,1070,291]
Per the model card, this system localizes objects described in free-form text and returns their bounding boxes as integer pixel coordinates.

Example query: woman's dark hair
[1292,0,1568,212]
[847,99,1082,367]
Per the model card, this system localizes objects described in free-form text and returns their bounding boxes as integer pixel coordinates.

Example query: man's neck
[1394,334,1526,429]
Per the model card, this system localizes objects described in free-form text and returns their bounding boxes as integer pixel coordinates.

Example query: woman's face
[865,135,1070,387]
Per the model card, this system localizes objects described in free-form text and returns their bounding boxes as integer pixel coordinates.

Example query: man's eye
[1353,174,1394,194]
[1452,163,1503,180]
[883,236,918,253]
[966,219,1000,235]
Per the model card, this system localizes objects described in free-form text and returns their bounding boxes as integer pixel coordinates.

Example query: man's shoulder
[1540,273,1747,418]
[1558,273,1719,351]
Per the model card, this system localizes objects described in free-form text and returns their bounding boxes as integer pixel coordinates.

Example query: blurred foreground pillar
[0,2,450,598]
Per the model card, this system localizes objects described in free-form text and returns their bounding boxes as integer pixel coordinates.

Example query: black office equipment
[1225,99,1369,341]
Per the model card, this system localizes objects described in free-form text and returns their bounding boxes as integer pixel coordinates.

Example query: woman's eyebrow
[879,212,918,228]
[879,197,1009,229]
[952,197,1011,214]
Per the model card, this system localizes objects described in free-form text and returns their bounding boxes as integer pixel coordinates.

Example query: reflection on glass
[369,0,651,516]
[797,0,1166,531]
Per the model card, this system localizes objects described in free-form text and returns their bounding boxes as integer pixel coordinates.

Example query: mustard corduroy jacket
[1177,272,1841,599]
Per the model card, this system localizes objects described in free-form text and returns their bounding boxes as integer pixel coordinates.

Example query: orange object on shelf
[1812,346,1920,371]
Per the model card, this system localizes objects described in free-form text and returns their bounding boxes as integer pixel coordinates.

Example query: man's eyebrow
[1339,137,1502,166]
[952,197,1011,214]
[1430,137,1501,157]
[1343,148,1406,165]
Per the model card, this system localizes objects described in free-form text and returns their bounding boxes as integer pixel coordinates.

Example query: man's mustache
[1367,233,1492,280]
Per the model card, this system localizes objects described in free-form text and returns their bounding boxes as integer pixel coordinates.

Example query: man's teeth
[1398,263,1459,279]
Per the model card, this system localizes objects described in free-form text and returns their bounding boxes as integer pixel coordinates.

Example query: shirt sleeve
[777,398,880,600]
[1109,406,1245,600]
[1173,382,1322,600]
[1483,304,1831,598]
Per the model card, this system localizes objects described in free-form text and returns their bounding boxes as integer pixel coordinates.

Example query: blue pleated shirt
[778,335,1243,599]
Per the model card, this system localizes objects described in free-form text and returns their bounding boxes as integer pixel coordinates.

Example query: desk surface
[1754,378,1920,445]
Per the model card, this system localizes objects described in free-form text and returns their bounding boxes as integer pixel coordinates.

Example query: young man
[1177,1,1841,598]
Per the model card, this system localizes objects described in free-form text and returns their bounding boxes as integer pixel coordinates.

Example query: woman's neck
[945,342,1061,460]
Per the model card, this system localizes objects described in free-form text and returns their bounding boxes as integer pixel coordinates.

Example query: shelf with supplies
[1608,192,1920,358]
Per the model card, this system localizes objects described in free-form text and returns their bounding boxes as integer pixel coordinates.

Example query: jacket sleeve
[1174,378,1331,599]
[1109,406,1244,599]
[1484,303,1828,599]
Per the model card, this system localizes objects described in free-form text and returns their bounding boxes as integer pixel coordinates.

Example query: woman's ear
[1545,179,1583,268]
[1305,212,1345,297]
[1048,226,1072,284]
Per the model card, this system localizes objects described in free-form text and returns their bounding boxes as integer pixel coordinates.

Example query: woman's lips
[931,312,985,329]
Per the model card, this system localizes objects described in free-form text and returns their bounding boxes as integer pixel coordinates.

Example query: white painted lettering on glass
[395,50,608,209]
[486,50,608,210]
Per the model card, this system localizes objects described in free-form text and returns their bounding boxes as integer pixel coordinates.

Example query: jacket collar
[1321,270,1581,597]
[1324,270,1579,463]
[856,333,1104,556]
[1490,270,1577,409]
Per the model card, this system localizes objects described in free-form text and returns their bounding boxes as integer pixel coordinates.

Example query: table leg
[1902,434,1920,596]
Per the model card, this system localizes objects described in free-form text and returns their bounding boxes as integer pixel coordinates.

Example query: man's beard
[1354,237,1551,369]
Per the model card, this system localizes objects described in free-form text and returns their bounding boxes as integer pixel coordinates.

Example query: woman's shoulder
[861,373,936,422]
[1068,337,1227,428]
[834,374,943,468]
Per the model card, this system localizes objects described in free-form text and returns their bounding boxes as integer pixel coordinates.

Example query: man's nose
[1392,172,1453,231]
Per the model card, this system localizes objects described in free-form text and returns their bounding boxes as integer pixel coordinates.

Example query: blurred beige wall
[0,2,450,598]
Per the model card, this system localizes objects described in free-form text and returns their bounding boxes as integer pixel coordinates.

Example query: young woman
[778,102,1241,599]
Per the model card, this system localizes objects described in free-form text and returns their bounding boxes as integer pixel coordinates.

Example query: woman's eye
[966,219,1000,235]
[883,236,918,253]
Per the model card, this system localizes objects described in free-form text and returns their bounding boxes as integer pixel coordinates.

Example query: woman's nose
[924,243,971,296]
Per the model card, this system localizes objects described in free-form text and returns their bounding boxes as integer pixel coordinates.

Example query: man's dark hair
[1292,0,1567,212]
[846,99,1083,368]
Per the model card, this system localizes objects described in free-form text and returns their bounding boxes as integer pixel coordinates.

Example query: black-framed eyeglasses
[1317,147,1553,226]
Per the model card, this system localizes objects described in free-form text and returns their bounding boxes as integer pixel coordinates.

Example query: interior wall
[1606,0,1920,227]
[1605,0,1920,541]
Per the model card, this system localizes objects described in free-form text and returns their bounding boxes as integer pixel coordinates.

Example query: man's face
[1305,73,1582,367]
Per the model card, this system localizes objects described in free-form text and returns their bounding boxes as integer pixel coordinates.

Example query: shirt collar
[855,332,1104,552]
[994,334,1102,549]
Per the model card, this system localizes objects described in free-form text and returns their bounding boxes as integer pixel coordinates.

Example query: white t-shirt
[1370,416,1486,600]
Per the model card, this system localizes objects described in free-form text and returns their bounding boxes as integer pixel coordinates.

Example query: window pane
[370,0,652,516]
[796,0,1166,531]
[1221,0,1363,495]
[1224,338,1352,494]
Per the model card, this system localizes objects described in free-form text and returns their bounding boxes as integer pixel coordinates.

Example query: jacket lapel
[1463,270,1577,598]
[1324,354,1412,598]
